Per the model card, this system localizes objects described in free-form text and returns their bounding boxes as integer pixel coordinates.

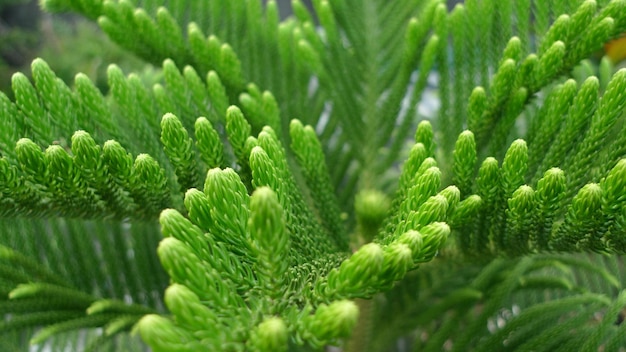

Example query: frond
[371,253,626,352]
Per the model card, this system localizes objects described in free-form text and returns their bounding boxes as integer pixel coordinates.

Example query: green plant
[1,0,626,351]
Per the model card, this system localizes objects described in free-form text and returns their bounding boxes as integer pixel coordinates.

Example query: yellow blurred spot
[605,35,626,63]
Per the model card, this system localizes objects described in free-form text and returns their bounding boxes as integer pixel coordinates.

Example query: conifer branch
[1,0,626,350]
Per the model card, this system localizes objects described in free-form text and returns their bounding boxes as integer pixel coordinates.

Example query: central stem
[344,298,374,352]
[344,189,391,350]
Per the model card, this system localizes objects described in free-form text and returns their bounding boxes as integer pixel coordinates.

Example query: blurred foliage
[0,0,39,94]
[0,29,39,92]
[0,0,29,6]
[0,1,156,96]
[37,17,160,93]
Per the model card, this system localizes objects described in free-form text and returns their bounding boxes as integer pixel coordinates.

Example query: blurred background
[0,0,150,96]
[0,0,466,97]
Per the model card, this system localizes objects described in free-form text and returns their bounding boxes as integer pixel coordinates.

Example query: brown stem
[344,298,374,352]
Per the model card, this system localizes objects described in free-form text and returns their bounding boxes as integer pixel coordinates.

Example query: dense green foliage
[1,0,626,351]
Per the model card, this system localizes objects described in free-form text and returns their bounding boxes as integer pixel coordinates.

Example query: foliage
[1,0,626,351]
